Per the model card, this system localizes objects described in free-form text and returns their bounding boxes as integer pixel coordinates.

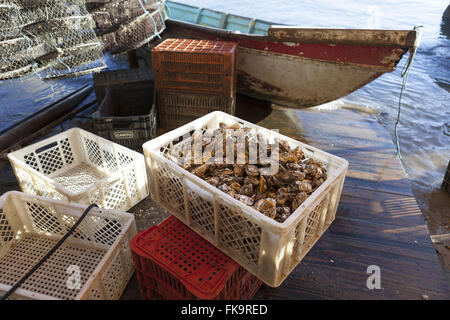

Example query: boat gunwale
[165,13,418,48]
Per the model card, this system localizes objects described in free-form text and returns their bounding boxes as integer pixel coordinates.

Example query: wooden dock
[1,92,447,299]
[123,96,450,299]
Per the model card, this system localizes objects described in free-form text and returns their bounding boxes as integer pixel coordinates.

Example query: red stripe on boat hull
[167,23,407,69]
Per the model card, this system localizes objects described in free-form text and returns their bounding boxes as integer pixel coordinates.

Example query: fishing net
[1,0,166,80]
[0,1,31,79]
[90,0,166,53]
[0,0,106,80]
[0,1,21,40]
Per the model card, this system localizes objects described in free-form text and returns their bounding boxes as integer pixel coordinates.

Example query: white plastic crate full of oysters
[143,111,348,287]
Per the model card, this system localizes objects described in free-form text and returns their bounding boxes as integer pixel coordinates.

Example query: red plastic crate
[151,38,238,98]
[130,216,262,300]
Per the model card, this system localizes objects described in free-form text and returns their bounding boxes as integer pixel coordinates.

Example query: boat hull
[164,19,416,108]
[237,47,384,107]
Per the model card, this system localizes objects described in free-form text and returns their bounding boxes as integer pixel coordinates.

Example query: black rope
[394,75,408,168]
[1,203,98,300]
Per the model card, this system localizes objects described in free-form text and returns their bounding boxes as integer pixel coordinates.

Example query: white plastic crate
[143,111,348,287]
[8,128,148,211]
[0,191,136,300]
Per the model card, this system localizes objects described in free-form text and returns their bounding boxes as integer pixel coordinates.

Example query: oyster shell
[275,206,291,222]
[244,176,260,186]
[192,164,209,178]
[255,198,276,219]
[165,121,328,224]
[258,176,268,194]
[235,194,254,206]
[245,164,259,177]
[205,176,220,187]
[218,184,235,197]
[230,182,242,193]
[233,164,245,177]
[292,192,308,210]
[241,183,254,196]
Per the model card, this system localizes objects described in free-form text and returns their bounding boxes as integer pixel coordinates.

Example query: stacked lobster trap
[0,0,106,80]
[0,0,166,80]
[89,0,165,53]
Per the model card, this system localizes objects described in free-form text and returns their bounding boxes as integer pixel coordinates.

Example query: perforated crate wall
[152,39,238,98]
[8,128,148,211]
[0,191,136,300]
[130,215,262,300]
[143,111,348,287]
[157,91,235,129]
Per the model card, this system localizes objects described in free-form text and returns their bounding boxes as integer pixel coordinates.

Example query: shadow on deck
[235,97,450,299]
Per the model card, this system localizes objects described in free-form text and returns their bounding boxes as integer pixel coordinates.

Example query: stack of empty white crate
[1,127,149,299]
[0,192,136,300]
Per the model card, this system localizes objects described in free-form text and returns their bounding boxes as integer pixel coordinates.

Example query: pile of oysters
[164,122,327,223]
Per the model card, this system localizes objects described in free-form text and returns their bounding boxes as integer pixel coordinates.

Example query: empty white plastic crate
[8,128,148,211]
[0,191,136,300]
[143,111,348,287]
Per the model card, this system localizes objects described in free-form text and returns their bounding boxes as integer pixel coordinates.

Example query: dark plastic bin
[93,68,154,102]
[92,83,157,152]
[157,91,235,130]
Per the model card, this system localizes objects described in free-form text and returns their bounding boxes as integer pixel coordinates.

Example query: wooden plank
[268,27,418,47]
[241,99,450,299]
[250,105,415,196]
[340,187,433,236]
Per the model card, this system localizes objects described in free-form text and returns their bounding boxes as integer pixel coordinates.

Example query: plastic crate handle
[35,141,59,154]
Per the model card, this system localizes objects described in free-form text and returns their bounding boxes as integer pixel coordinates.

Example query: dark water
[0,0,448,231]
